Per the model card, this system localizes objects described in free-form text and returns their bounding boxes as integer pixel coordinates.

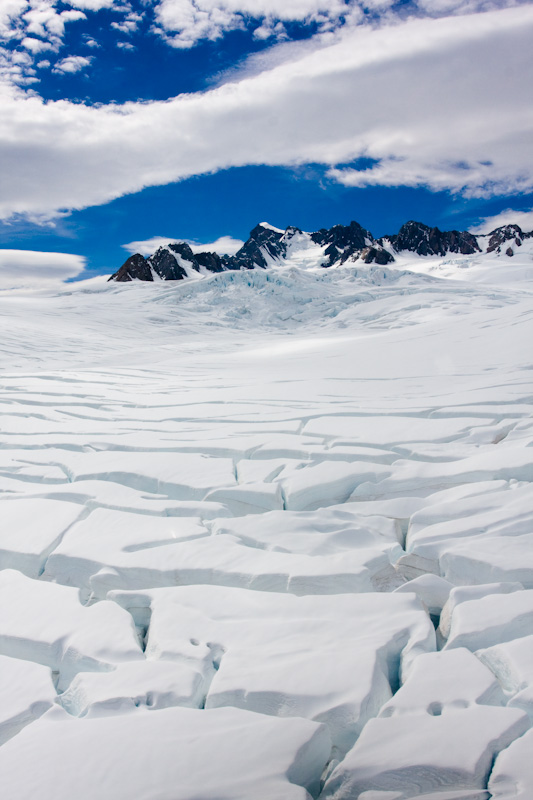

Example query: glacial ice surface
[1,247,533,798]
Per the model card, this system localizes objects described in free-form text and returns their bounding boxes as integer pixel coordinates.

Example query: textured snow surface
[1,249,533,798]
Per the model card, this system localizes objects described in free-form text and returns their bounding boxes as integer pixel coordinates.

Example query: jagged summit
[486,224,526,254]
[385,221,481,257]
[109,219,533,282]
[310,220,394,267]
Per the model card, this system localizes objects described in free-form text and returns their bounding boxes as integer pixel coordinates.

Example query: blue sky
[0,0,532,282]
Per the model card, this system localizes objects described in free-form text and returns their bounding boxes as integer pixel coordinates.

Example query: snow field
[1,250,533,797]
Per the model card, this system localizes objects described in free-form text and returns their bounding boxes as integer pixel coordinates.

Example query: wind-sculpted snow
[1,251,533,797]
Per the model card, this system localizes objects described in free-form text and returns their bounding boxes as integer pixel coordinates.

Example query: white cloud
[111,10,142,34]
[0,45,43,84]
[123,235,245,256]
[62,0,114,10]
[9,49,32,64]
[22,3,85,38]
[470,208,533,234]
[0,248,86,287]
[150,0,528,48]
[416,0,514,13]
[21,36,57,52]
[60,9,87,23]
[252,19,287,41]
[0,0,134,84]
[189,235,245,255]
[153,0,351,48]
[52,54,91,73]
[0,6,532,219]
[0,0,28,38]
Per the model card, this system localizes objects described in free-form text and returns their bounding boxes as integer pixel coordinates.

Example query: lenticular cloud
[0,249,86,287]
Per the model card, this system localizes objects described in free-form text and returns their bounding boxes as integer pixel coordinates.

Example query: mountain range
[110,220,532,282]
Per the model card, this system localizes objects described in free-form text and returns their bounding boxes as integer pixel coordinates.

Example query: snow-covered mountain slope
[110,218,533,283]
[1,253,533,798]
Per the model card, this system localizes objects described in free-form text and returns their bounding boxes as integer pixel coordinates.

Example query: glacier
[0,235,533,799]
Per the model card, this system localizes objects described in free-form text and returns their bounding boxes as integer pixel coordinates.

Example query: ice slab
[350,446,533,502]
[203,481,283,514]
[212,505,403,557]
[0,477,233,518]
[440,534,533,588]
[439,583,524,640]
[7,448,237,499]
[282,460,391,511]
[0,655,56,745]
[70,450,237,499]
[393,574,453,616]
[488,726,533,800]
[379,648,505,717]
[444,589,533,652]
[508,685,533,720]
[394,552,440,582]
[46,515,397,597]
[110,584,435,755]
[322,706,529,799]
[59,659,206,717]
[407,483,533,561]
[477,635,533,719]
[0,705,331,800]
[0,570,142,688]
[44,507,209,591]
[0,498,83,578]
[236,456,301,483]
[303,415,488,445]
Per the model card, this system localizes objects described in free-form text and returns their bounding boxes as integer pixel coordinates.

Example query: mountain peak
[486,224,526,254]
[390,221,480,257]
[109,217,531,282]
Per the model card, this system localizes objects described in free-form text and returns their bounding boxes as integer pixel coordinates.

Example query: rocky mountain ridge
[110,220,533,282]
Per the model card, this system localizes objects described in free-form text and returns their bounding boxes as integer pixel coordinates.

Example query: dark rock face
[149,244,192,281]
[230,224,286,270]
[312,220,370,250]
[110,242,227,282]
[360,246,394,265]
[312,220,376,266]
[487,225,524,254]
[311,220,394,266]
[110,253,153,282]
[195,251,226,273]
[386,221,480,256]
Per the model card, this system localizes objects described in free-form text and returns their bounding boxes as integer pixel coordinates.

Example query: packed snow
[1,241,533,798]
